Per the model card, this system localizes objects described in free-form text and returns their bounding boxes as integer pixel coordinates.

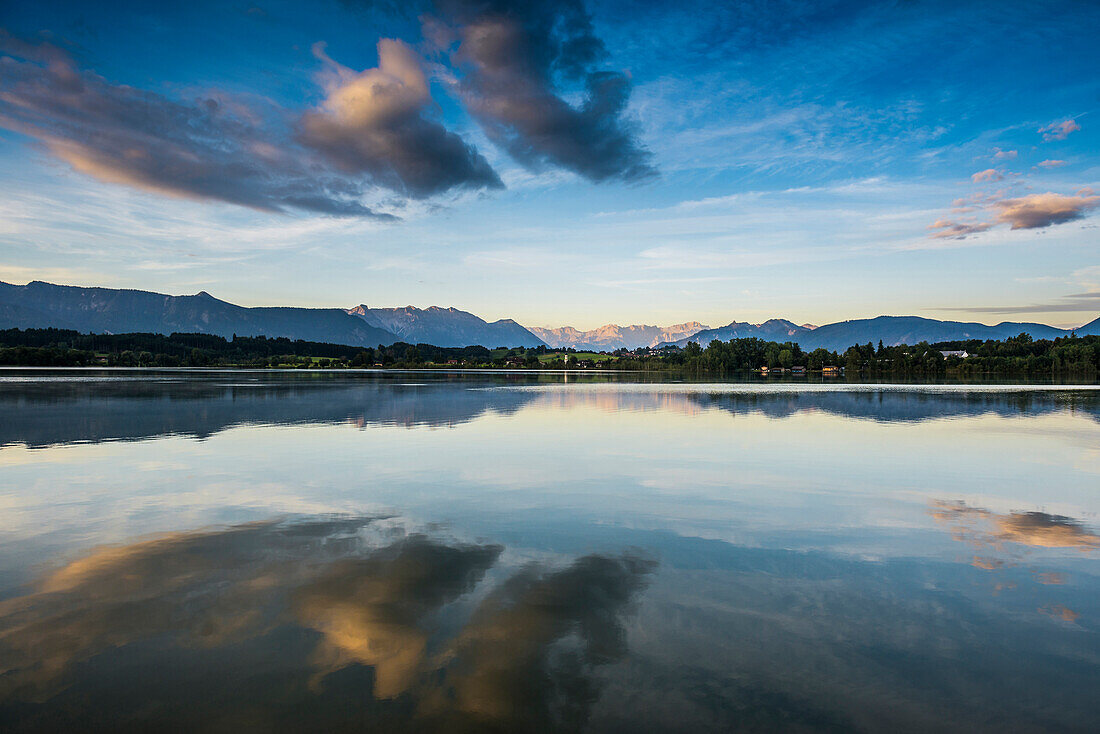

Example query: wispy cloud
[971,168,1003,183]
[935,292,1100,315]
[927,219,992,240]
[1038,119,1081,141]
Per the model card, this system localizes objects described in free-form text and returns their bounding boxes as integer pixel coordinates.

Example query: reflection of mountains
[0,517,654,732]
[685,388,1100,423]
[2,377,1097,447]
[0,376,541,448]
[530,388,1100,424]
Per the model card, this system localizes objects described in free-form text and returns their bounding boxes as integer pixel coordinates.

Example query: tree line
[0,327,1096,378]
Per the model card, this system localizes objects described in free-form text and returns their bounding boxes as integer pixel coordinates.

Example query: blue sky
[0,0,1097,329]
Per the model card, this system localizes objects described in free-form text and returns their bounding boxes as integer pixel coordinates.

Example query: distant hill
[3,280,1094,353]
[666,319,811,347]
[669,315,1094,352]
[529,322,709,350]
[0,281,397,346]
[348,305,545,348]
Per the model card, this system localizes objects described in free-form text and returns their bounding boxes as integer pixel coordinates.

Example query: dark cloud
[0,33,500,216]
[432,0,656,183]
[299,40,502,198]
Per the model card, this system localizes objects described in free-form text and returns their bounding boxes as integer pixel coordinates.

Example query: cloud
[928,189,1100,239]
[0,36,395,218]
[971,168,1003,183]
[431,0,656,183]
[993,191,1100,229]
[935,290,1100,315]
[0,32,504,217]
[927,218,992,239]
[991,148,1017,161]
[1037,159,1066,168]
[1038,119,1080,141]
[299,40,502,198]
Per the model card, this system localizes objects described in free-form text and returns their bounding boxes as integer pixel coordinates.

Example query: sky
[0,0,1098,330]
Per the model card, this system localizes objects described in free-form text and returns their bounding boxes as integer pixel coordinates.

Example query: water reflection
[929,499,1099,627]
[1,372,1097,448]
[2,373,1099,731]
[0,518,654,732]
[931,500,1100,552]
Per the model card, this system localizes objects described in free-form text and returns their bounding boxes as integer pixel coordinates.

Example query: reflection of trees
[0,378,540,447]
[4,378,1097,449]
[0,518,654,731]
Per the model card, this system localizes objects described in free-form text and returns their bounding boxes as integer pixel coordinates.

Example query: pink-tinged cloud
[0,32,505,217]
[1039,119,1080,141]
[0,36,395,216]
[927,219,992,239]
[992,148,1017,160]
[993,192,1100,229]
[299,40,501,198]
[1037,159,1067,168]
[971,168,1003,182]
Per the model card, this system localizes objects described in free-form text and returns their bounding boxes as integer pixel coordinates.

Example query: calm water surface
[1,370,1098,732]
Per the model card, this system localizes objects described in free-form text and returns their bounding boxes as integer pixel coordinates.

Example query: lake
[1,370,1098,732]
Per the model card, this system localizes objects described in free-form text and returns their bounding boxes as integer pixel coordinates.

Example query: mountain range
[0,281,544,348]
[1,280,1097,352]
[348,305,543,348]
[528,322,710,351]
[670,315,1100,352]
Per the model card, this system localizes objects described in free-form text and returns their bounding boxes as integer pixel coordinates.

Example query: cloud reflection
[423,553,656,731]
[931,500,1100,552]
[0,517,654,730]
[294,535,501,697]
